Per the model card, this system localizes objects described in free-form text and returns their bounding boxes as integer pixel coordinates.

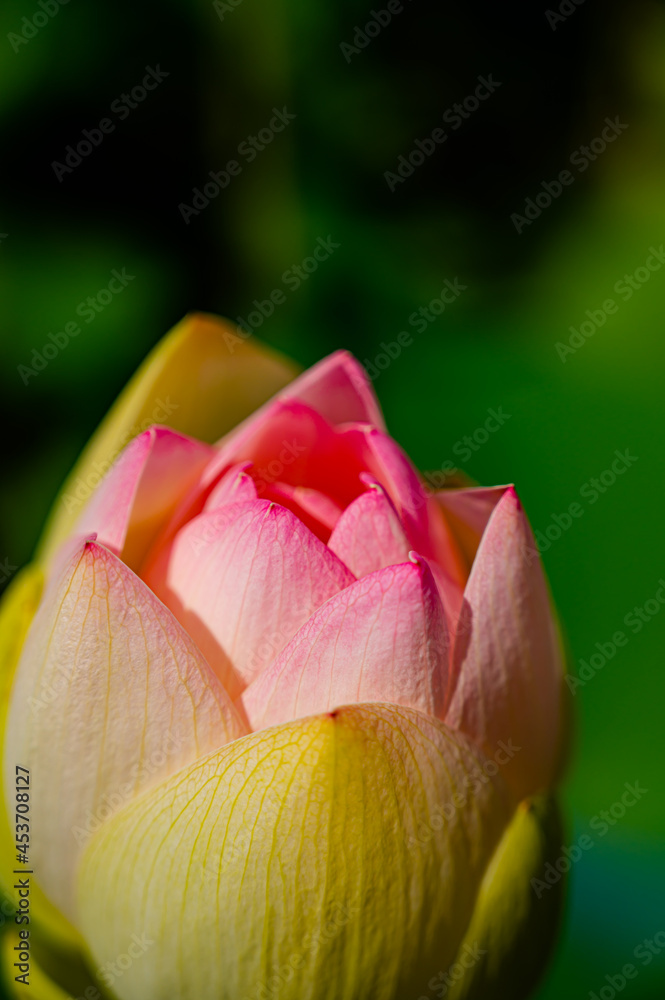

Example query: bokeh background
[1,0,664,995]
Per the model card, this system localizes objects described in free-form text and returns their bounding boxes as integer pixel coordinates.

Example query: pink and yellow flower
[0,314,568,1000]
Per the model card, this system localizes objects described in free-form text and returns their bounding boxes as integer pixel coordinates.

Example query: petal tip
[504,484,521,509]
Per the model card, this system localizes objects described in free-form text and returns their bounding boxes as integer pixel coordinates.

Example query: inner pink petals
[215,399,371,511]
[327,480,411,576]
[242,555,449,731]
[138,403,365,588]
[71,426,214,572]
[144,499,355,698]
[255,401,365,503]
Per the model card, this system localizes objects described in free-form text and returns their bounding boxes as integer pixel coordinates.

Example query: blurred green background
[1,0,664,995]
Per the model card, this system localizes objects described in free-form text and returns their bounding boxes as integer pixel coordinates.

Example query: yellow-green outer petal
[37,313,299,565]
[445,795,565,1000]
[0,565,42,906]
[0,567,43,731]
[0,567,82,957]
[78,704,511,1000]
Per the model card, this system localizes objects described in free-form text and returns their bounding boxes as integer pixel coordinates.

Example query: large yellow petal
[37,313,299,565]
[78,704,511,1000]
[445,795,565,1000]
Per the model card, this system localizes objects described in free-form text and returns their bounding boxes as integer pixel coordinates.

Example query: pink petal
[72,426,214,571]
[327,480,411,576]
[242,555,449,730]
[203,462,257,511]
[279,349,385,429]
[145,500,355,697]
[215,350,386,455]
[443,487,564,801]
[4,539,245,919]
